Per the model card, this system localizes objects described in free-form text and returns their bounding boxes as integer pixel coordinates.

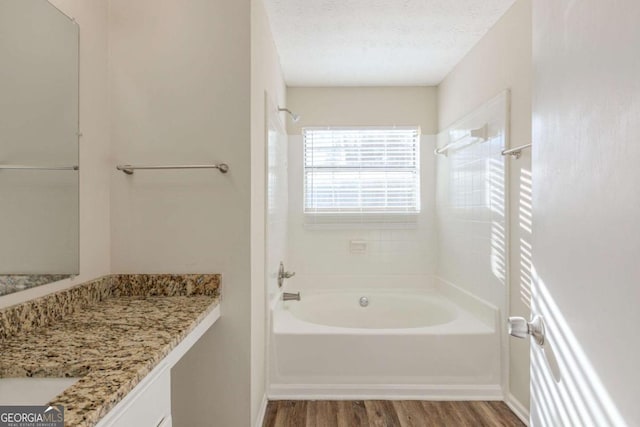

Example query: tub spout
[283,292,301,301]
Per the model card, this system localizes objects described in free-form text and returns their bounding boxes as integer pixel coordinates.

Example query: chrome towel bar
[501,143,532,159]
[116,163,229,175]
[0,165,79,170]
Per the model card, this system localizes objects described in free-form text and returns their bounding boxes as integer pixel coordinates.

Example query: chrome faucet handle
[277,262,295,288]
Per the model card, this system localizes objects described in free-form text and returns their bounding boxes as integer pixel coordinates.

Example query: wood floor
[263,400,525,427]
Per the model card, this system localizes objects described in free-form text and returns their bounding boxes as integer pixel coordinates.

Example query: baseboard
[268,383,503,401]
[255,393,268,427]
[505,392,530,426]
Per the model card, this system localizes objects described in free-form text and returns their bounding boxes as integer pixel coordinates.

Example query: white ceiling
[263,0,517,86]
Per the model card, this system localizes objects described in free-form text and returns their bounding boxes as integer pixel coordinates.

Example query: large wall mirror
[0,0,79,296]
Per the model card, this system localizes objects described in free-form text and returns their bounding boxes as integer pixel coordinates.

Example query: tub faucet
[283,292,301,301]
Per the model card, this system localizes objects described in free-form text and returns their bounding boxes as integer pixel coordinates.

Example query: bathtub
[269,288,502,400]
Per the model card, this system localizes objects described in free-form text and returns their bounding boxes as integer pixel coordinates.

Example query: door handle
[508,315,545,346]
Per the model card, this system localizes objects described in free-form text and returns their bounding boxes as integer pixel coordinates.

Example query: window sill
[303,213,420,230]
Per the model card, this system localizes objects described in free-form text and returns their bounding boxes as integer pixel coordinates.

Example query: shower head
[278,107,300,122]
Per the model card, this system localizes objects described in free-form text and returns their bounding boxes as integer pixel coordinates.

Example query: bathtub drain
[359,296,369,307]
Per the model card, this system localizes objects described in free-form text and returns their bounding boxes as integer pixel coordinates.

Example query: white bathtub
[269,288,502,400]
[287,291,457,329]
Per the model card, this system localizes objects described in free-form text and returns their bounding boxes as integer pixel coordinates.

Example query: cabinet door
[105,367,171,427]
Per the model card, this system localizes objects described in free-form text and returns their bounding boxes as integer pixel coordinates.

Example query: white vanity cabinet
[95,305,220,427]
[98,365,172,427]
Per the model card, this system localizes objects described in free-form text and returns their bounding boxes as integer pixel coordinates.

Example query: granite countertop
[0,274,220,427]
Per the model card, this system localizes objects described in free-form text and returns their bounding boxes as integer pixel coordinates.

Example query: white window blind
[304,127,421,225]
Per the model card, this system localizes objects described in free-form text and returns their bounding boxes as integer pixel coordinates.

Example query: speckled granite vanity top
[0,274,220,426]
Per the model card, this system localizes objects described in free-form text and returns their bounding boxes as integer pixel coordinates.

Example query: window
[303,127,421,225]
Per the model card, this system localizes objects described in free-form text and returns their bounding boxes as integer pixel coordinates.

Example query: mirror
[0,0,79,296]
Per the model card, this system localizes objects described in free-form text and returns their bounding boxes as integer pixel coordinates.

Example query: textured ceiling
[263,0,517,86]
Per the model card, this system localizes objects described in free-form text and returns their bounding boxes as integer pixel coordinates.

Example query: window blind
[303,127,420,224]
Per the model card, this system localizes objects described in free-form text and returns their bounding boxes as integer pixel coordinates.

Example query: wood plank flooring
[263,400,525,427]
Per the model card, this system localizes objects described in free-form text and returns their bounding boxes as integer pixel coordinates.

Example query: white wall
[437,0,532,413]
[287,87,438,135]
[531,0,640,425]
[286,87,438,291]
[108,1,252,426]
[251,0,287,424]
[0,0,111,309]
